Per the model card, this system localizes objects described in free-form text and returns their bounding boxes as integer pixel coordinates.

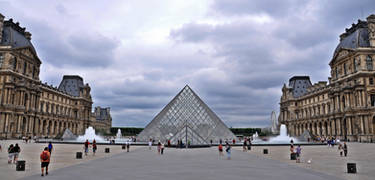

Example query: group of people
[218,142,232,160]
[7,143,21,164]
[148,139,165,154]
[290,145,302,163]
[84,139,98,156]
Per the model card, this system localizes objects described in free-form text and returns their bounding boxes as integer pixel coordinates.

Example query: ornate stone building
[0,13,111,139]
[279,14,375,142]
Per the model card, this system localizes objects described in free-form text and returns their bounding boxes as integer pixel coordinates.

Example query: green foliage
[229,128,263,136]
[110,127,144,136]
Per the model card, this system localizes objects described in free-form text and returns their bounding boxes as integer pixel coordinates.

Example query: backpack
[41,151,49,161]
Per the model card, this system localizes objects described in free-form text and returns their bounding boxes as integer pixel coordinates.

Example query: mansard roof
[332,19,371,62]
[58,75,85,97]
[1,18,40,63]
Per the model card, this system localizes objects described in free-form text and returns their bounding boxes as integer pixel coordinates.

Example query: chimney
[0,13,4,43]
[367,14,375,47]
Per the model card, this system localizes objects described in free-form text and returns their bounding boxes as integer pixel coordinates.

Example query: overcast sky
[1,0,374,127]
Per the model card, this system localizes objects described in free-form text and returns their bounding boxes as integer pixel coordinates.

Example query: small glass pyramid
[137,85,237,145]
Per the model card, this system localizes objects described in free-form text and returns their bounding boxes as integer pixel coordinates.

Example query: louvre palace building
[279,14,375,142]
[0,13,111,139]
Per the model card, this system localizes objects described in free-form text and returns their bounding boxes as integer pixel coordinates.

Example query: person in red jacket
[40,147,51,176]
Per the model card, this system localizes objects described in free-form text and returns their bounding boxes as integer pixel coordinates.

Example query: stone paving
[236,142,375,180]
[1,141,373,180]
[0,140,138,180]
[19,146,343,180]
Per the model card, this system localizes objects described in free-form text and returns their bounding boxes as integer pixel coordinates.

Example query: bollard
[347,163,357,173]
[105,148,110,153]
[76,152,82,159]
[16,160,26,171]
[290,153,296,160]
[263,149,268,154]
[122,145,126,149]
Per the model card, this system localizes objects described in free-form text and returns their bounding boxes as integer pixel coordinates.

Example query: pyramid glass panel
[137,85,238,145]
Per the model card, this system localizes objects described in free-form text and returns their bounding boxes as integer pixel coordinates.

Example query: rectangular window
[23,62,27,74]
[370,78,374,85]
[371,94,375,106]
[13,57,17,70]
[344,63,347,75]
[367,55,373,70]
[0,53,4,68]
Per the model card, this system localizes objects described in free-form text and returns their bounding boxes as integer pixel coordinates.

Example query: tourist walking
[161,143,165,155]
[40,147,51,176]
[243,139,247,152]
[48,142,53,155]
[338,143,343,156]
[218,143,223,156]
[148,139,152,150]
[8,144,14,164]
[343,142,348,157]
[84,140,90,156]
[225,142,231,160]
[13,143,21,163]
[92,139,97,155]
[247,139,252,150]
[126,141,130,152]
[157,141,161,154]
[296,145,302,163]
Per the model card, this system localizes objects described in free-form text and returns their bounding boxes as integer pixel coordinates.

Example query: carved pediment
[337,50,349,59]
[15,47,41,64]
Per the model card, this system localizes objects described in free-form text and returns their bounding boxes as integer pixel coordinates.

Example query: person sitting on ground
[40,147,51,176]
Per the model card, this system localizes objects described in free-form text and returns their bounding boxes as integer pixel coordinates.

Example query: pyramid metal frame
[137,85,238,145]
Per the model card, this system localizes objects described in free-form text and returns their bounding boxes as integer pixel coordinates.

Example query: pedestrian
[343,142,348,157]
[243,139,247,152]
[218,143,223,156]
[40,147,51,176]
[161,143,165,155]
[92,139,97,156]
[225,142,231,160]
[168,140,171,147]
[247,139,252,150]
[0,143,2,152]
[296,145,302,163]
[48,142,53,155]
[210,139,213,145]
[126,141,130,152]
[338,143,343,156]
[13,143,21,163]
[84,139,89,156]
[232,139,236,144]
[157,141,161,154]
[148,139,152,150]
[8,144,14,164]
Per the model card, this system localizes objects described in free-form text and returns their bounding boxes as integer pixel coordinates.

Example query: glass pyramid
[137,85,238,145]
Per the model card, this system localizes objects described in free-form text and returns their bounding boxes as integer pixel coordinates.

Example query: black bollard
[16,160,26,171]
[347,163,357,173]
[263,149,268,154]
[105,148,110,153]
[76,152,82,159]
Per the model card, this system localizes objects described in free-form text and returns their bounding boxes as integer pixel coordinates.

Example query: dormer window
[366,55,373,70]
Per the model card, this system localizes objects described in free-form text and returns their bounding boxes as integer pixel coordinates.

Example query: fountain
[76,126,104,142]
[268,124,298,143]
[116,129,122,140]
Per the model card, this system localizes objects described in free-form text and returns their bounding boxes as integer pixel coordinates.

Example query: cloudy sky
[1,0,374,127]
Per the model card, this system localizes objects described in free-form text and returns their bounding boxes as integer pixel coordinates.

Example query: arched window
[0,53,4,68]
[366,55,373,70]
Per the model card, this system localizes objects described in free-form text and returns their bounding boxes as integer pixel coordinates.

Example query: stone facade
[279,15,375,142]
[0,13,111,139]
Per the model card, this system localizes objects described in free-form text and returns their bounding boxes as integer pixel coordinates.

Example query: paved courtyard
[1,141,374,180]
